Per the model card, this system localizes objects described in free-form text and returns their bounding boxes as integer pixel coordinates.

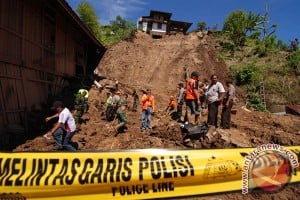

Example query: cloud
[93,0,148,24]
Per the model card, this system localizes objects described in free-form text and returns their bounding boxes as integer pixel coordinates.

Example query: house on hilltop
[137,10,192,37]
[0,0,106,149]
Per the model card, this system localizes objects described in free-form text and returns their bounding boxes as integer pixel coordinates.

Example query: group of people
[105,88,154,132]
[105,90,129,134]
[43,70,235,151]
[177,71,236,129]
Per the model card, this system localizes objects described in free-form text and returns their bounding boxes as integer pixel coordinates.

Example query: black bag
[181,122,209,141]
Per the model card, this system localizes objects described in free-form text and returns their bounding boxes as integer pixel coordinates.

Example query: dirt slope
[15,31,300,199]
[98,31,229,107]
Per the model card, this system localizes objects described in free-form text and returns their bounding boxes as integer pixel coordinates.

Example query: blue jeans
[141,107,152,130]
[53,127,76,151]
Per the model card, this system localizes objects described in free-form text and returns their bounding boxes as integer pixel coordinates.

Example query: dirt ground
[15,31,300,199]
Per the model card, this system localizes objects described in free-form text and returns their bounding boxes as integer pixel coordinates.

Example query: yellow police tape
[0,145,299,199]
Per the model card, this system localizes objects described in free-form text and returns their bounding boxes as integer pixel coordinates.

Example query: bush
[286,51,300,75]
[248,32,261,40]
[246,86,268,112]
[230,63,261,86]
[255,43,266,57]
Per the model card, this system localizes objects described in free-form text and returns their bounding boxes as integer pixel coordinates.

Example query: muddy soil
[15,31,300,200]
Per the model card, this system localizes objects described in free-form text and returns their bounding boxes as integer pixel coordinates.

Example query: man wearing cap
[185,71,201,124]
[78,88,89,113]
[44,101,77,151]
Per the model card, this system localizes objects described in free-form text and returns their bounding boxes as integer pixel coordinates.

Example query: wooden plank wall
[0,0,100,147]
[0,63,26,128]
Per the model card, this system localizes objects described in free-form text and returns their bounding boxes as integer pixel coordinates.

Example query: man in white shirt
[44,101,77,151]
[206,75,225,128]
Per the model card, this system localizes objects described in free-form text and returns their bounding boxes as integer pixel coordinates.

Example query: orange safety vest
[148,95,155,111]
[185,79,197,100]
[141,94,155,111]
[141,94,148,110]
[169,100,177,108]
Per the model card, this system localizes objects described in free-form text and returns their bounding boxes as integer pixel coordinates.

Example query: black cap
[51,101,63,110]
[191,71,200,77]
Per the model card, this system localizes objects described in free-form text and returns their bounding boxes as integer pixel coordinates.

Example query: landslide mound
[15,31,300,199]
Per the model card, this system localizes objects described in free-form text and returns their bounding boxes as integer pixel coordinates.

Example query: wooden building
[138,10,192,37]
[0,0,106,149]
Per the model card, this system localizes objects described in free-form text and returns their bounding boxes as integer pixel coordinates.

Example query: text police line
[0,155,194,186]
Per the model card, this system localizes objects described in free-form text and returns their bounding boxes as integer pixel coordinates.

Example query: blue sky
[67,0,299,44]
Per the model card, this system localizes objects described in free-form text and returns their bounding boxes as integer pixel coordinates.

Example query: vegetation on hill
[74,1,300,111]
[217,9,300,111]
[76,1,136,46]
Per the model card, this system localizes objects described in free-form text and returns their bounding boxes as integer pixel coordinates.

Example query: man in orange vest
[141,89,155,131]
[185,71,201,124]
[165,96,177,112]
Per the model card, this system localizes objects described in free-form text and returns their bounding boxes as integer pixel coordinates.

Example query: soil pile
[15,31,300,199]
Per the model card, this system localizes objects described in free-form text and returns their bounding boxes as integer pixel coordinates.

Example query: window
[157,23,162,29]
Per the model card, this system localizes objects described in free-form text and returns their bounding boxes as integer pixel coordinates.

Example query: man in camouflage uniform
[114,93,128,135]
[105,92,114,121]
[74,90,88,123]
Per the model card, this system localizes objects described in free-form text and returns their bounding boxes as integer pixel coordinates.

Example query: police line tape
[0,145,299,199]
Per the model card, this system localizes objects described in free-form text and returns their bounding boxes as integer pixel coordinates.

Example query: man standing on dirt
[131,89,139,112]
[78,89,89,113]
[206,74,225,128]
[176,82,185,121]
[105,91,114,121]
[74,89,88,123]
[221,80,236,129]
[43,101,77,151]
[141,89,155,131]
[114,95,128,136]
[185,71,201,124]
[291,38,299,51]
[108,90,121,121]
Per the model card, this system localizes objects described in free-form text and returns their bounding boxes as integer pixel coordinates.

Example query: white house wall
[142,22,148,32]
[152,22,167,33]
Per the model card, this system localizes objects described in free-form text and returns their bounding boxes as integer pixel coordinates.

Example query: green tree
[223,10,248,46]
[223,10,261,46]
[104,15,136,45]
[255,35,278,57]
[230,63,261,86]
[197,21,206,31]
[76,1,101,41]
